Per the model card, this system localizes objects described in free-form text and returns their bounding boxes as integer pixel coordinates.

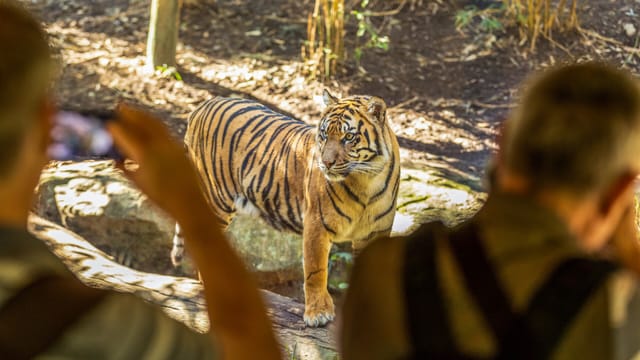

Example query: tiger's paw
[303,308,335,327]
[303,292,335,327]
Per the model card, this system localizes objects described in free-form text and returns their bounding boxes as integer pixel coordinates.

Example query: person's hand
[107,104,209,222]
[109,105,282,359]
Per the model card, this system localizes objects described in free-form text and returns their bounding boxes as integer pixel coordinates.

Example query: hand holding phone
[48,110,122,160]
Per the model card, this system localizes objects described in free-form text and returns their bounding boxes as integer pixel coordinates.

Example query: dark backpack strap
[404,224,456,355]
[404,223,476,359]
[448,222,531,358]
[448,221,617,359]
[504,257,617,359]
[0,275,107,360]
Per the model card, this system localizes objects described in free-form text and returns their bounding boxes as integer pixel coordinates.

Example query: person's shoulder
[361,233,404,256]
[45,291,217,359]
[356,232,412,276]
[86,291,207,335]
[356,222,451,276]
[341,230,413,359]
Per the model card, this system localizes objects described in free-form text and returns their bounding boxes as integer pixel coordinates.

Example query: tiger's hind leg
[171,222,185,267]
[170,211,235,270]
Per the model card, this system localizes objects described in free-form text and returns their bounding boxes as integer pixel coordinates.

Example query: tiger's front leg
[302,222,335,327]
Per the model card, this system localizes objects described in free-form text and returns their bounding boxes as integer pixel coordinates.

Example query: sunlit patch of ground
[394,167,486,234]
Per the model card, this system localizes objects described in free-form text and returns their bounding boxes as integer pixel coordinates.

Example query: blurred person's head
[0,0,56,222]
[497,62,640,251]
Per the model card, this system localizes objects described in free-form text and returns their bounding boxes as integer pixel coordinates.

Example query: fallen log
[28,214,338,359]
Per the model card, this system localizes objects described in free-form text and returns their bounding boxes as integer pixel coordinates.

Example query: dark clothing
[404,220,616,359]
[402,193,640,359]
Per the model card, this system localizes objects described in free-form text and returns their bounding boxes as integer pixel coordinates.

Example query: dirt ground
[28,0,640,190]
[25,0,640,299]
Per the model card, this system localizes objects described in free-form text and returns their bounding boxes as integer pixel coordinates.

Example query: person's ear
[599,172,637,218]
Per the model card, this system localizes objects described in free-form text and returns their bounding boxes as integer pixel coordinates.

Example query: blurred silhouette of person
[0,1,280,359]
[341,62,640,359]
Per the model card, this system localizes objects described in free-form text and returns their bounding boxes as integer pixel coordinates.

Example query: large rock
[227,214,304,288]
[394,167,486,232]
[33,160,307,286]
[34,160,176,274]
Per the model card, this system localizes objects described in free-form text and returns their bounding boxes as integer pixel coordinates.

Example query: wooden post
[146,0,181,68]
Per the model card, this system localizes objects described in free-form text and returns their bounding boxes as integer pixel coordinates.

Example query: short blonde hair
[503,62,640,194]
[0,0,54,175]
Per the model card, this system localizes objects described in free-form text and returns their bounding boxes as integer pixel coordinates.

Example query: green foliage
[454,6,476,30]
[328,250,352,291]
[330,250,353,263]
[455,4,504,34]
[288,343,298,360]
[480,14,504,33]
[351,1,391,62]
[155,64,182,81]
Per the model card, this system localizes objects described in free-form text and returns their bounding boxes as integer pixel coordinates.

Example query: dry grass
[503,0,580,50]
[302,0,345,80]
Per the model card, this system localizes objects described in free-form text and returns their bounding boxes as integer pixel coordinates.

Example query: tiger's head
[316,90,391,182]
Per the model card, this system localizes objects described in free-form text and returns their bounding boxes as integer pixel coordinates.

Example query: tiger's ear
[368,96,387,123]
[323,89,339,106]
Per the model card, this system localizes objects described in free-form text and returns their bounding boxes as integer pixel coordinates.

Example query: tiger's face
[316,90,389,181]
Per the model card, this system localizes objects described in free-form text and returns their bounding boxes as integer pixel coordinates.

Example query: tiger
[171,90,400,327]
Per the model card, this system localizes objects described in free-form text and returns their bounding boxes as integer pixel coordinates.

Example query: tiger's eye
[344,133,355,141]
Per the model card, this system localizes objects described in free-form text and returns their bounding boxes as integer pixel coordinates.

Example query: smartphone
[48,110,122,161]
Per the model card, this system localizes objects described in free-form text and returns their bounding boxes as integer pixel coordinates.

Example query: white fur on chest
[234,196,261,217]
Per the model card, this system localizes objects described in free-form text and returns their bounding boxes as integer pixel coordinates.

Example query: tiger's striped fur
[171,90,400,326]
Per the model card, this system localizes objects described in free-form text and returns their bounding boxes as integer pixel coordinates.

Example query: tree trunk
[146,0,181,68]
